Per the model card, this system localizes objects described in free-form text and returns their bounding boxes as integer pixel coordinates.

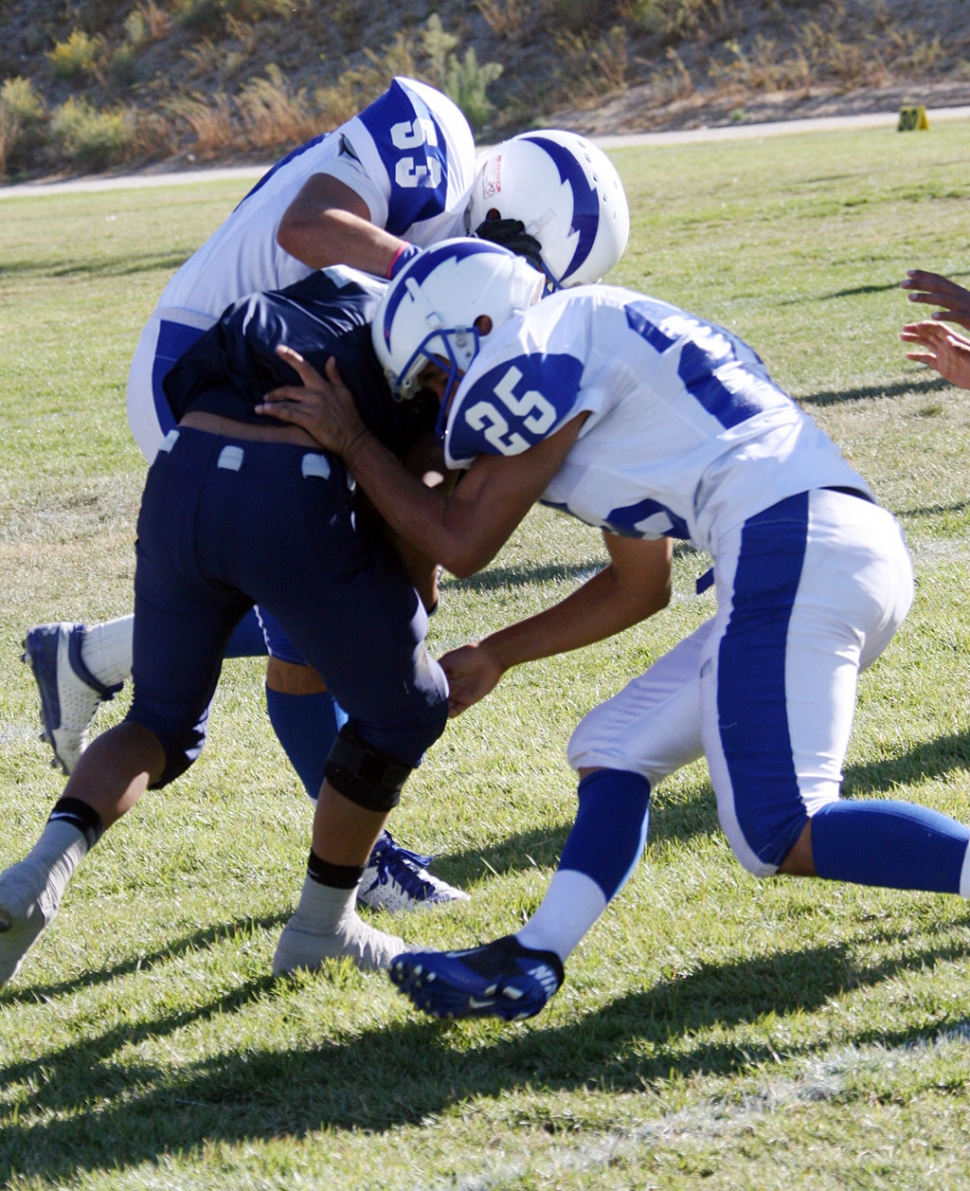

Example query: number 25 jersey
[441,286,872,556]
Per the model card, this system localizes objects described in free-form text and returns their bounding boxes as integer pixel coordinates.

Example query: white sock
[294,876,357,933]
[515,869,608,964]
[0,821,90,986]
[273,877,409,974]
[80,616,134,688]
[22,819,90,911]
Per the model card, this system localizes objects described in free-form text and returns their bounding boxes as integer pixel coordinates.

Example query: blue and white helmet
[371,238,545,402]
[469,129,630,289]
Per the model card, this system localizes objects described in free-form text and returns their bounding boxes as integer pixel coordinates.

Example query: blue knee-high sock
[225,609,268,658]
[812,799,970,893]
[516,768,651,962]
[559,769,652,899]
[264,687,346,802]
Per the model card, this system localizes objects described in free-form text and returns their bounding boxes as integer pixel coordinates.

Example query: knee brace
[323,725,412,812]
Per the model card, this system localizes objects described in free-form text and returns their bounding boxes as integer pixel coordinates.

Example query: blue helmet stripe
[379,240,514,350]
[520,134,599,282]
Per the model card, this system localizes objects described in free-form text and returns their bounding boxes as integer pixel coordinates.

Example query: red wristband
[386,242,420,280]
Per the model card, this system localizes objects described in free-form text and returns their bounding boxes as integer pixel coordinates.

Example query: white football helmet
[371,238,545,406]
[469,130,630,289]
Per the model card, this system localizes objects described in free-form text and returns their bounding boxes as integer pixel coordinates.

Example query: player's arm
[441,532,673,716]
[380,433,459,613]
[276,173,409,278]
[900,270,970,333]
[259,349,587,577]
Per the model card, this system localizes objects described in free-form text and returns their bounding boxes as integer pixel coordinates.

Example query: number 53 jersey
[158,77,475,320]
[441,286,872,556]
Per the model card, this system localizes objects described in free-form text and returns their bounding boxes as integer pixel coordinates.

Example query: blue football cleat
[389,935,564,1021]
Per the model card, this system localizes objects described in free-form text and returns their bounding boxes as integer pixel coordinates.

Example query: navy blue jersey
[163,270,438,455]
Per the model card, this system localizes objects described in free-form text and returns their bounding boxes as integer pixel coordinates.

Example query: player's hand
[900,320,970,391]
[900,270,970,332]
[258,347,368,456]
[438,642,504,717]
[473,217,544,274]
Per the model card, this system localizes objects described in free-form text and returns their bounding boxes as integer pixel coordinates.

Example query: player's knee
[128,721,205,788]
[567,716,655,787]
[718,806,809,879]
[323,725,415,812]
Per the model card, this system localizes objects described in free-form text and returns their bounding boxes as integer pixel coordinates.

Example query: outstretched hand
[438,642,505,717]
[900,270,970,333]
[900,320,970,391]
[256,346,368,455]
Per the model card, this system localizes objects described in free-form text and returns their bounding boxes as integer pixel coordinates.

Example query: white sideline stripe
[431,1025,970,1188]
[3,106,970,199]
[594,104,970,150]
[0,722,44,746]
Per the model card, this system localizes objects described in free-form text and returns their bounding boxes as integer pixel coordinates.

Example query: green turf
[2,122,970,1189]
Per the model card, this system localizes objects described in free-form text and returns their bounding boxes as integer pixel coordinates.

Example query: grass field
[2,121,970,1190]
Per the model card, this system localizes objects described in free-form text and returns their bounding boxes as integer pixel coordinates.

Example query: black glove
[473,217,544,274]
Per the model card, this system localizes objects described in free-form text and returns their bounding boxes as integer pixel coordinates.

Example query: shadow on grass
[439,727,970,887]
[817,280,905,300]
[843,730,970,796]
[1,250,190,281]
[896,498,970,522]
[798,375,949,406]
[442,543,701,594]
[3,918,970,1184]
[0,912,287,1007]
[441,560,606,594]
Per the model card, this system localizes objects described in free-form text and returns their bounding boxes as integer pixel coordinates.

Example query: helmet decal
[372,238,545,405]
[380,239,500,348]
[519,133,599,282]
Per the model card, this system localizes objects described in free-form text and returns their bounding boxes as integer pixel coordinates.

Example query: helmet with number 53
[371,238,545,409]
[469,130,630,289]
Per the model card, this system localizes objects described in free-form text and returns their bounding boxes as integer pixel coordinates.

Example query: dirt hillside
[1,0,969,179]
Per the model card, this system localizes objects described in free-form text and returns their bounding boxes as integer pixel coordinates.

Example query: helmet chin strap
[526,208,563,292]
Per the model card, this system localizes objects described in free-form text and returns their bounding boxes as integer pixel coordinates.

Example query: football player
[256,238,970,1022]
[0,265,451,990]
[21,114,629,911]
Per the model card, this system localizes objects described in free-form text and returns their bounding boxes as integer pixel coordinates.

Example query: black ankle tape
[307,849,364,890]
[48,797,104,849]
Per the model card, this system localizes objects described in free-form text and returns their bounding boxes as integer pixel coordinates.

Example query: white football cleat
[21,623,122,774]
[358,830,470,913]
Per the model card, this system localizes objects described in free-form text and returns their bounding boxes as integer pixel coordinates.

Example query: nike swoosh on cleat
[468,997,496,1009]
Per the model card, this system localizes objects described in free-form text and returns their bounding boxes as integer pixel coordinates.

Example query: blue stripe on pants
[717,492,810,867]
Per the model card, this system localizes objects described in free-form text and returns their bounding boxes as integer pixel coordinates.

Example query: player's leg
[258,604,468,910]
[225,440,450,972]
[22,617,130,774]
[391,622,710,1019]
[259,607,346,799]
[21,309,219,773]
[1,433,241,988]
[22,608,267,777]
[0,722,168,988]
[704,489,970,891]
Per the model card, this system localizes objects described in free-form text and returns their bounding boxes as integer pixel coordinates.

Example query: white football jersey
[442,287,871,555]
[157,78,475,319]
